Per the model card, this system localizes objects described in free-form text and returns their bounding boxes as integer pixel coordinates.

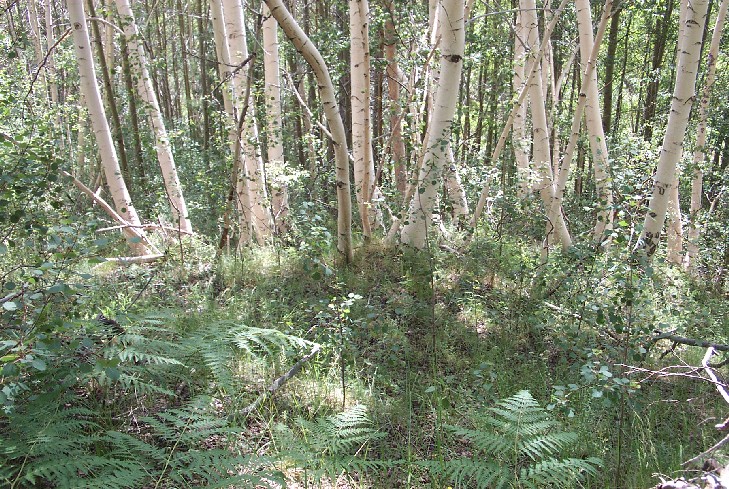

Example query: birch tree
[400,0,464,249]
[223,0,273,243]
[264,0,353,263]
[209,0,254,245]
[67,0,150,255]
[262,2,289,236]
[635,0,710,257]
[115,0,193,235]
[350,0,377,239]
[521,0,571,252]
[686,0,728,269]
[575,0,613,243]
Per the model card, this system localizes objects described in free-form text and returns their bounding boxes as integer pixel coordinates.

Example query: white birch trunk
[209,0,253,245]
[666,178,684,264]
[522,0,571,252]
[222,0,273,243]
[686,0,728,269]
[264,0,353,262]
[44,0,60,110]
[575,0,613,243]
[513,7,530,199]
[262,2,289,236]
[350,0,376,239]
[400,0,464,249]
[115,0,193,235]
[384,0,407,194]
[635,0,710,256]
[68,0,149,255]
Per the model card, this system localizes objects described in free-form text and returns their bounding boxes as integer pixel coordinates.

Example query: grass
[7,233,725,488]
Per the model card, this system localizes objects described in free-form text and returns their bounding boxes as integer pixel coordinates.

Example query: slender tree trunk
[686,0,728,269]
[400,0,464,249]
[602,3,620,133]
[264,0,353,263]
[642,0,675,142]
[635,0,710,257]
[575,0,613,243]
[209,0,253,245]
[350,0,376,239]
[68,0,149,255]
[222,0,273,244]
[384,0,407,194]
[178,0,195,134]
[521,0,571,253]
[115,0,193,234]
[118,34,146,184]
[87,0,131,189]
[262,2,289,236]
[513,6,531,199]
[44,0,60,112]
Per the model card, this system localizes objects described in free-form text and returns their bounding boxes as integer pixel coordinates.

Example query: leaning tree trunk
[685,0,728,269]
[635,0,710,257]
[115,0,193,235]
[67,0,149,255]
[400,0,464,249]
[264,0,353,263]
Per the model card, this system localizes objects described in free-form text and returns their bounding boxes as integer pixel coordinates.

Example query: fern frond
[518,432,579,460]
[446,424,511,454]
[519,457,603,488]
[432,390,602,488]
[419,458,510,489]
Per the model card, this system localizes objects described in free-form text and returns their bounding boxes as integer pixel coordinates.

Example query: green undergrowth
[1,235,727,488]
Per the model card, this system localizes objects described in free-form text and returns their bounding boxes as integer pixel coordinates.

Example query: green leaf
[31,358,47,371]
[105,367,121,381]
[3,301,19,311]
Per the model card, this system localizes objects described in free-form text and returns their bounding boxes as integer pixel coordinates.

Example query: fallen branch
[96,224,193,236]
[651,332,729,352]
[63,171,160,254]
[101,254,165,265]
[240,344,321,416]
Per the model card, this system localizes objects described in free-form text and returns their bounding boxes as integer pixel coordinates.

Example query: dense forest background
[1,0,728,487]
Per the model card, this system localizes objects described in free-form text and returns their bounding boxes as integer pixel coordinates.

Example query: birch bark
[67,0,149,255]
[521,0,571,252]
[686,0,728,269]
[635,0,710,256]
[575,0,613,243]
[262,2,289,236]
[115,0,193,235]
[222,0,273,243]
[209,0,253,245]
[350,0,376,239]
[400,0,464,249]
[264,0,353,262]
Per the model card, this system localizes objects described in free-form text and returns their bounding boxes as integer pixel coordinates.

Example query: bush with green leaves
[423,390,602,488]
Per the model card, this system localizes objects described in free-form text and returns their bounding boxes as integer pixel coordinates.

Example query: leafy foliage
[275,404,391,482]
[424,390,601,488]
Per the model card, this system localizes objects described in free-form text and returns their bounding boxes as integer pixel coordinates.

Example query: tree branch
[239,344,321,416]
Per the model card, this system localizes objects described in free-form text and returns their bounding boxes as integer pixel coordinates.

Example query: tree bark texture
[264,0,353,263]
[67,0,149,255]
[635,0,710,257]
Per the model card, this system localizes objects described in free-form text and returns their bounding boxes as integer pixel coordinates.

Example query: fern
[275,404,390,483]
[426,390,601,489]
